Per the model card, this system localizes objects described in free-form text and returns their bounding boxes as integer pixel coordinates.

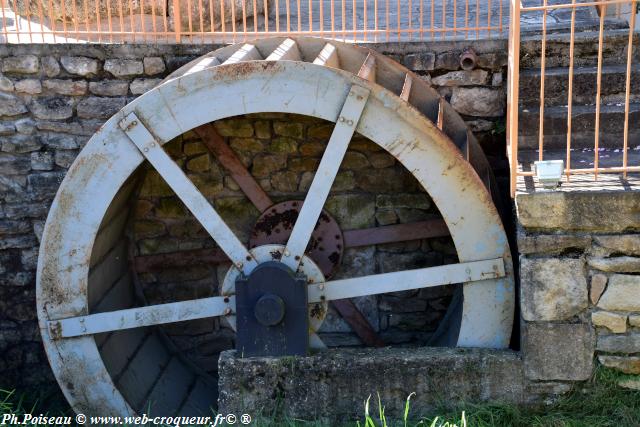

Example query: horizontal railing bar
[518,166,640,176]
[522,0,636,11]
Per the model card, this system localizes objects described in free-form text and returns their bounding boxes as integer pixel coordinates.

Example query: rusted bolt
[236,261,243,269]
[284,249,290,257]
[143,147,149,153]
[224,308,232,315]
[224,297,230,303]
[357,95,363,100]
[246,255,252,261]
[460,48,477,71]
[318,283,325,291]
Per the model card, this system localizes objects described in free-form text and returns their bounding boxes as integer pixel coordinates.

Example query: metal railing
[0,0,509,43]
[507,0,639,196]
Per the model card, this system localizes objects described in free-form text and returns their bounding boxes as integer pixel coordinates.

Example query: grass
[2,368,639,426]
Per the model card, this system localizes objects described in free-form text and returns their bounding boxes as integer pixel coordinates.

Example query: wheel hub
[249,200,344,278]
[235,261,309,357]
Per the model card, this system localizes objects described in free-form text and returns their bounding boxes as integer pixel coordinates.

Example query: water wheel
[37,37,514,416]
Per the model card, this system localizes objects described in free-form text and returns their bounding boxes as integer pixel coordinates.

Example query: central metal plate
[249,200,344,278]
[235,261,309,357]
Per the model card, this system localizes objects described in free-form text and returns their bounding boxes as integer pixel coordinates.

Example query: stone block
[598,274,640,311]
[77,97,126,119]
[130,78,162,95]
[598,355,640,374]
[218,347,525,421]
[450,87,506,117]
[403,52,436,71]
[143,57,166,75]
[324,194,375,230]
[597,333,640,353]
[341,152,370,170]
[14,118,36,135]
[592,311,627,333]
[271,171,298,192]
[523,322,594,381]
[273,121,304,138]
[41,56,60,77]
[268,137,298,154]
[14,79,42,94]
[369,152,395,169]
[590,273,608,304]
[594,235,640,256]
[465,119,495,132]
[43,79,88,96]
[376,193,431,210]
[104,59,144,77]
[60,56,99,76]
[89,80,129,96]
[520,257,588,321]
[251,154,286,178]
[30,152,54,171]
[588,256,640,273]
[2,56,39,74]
[0,122,15,135]
[0,93,28,116]
[0,154,31,175]
[0,135,40,154]
[26,172,65,199]
[431,70,489,86]
[434,51,461,70]
[517,231,592,255]
[491,72,503,86]
[45,134,78,150]
[516,191,640,232]
[54,150,77,168]
[0,75,15,91]
[28,97,73,120]
[630,315,640,327]
[214,120,254,137]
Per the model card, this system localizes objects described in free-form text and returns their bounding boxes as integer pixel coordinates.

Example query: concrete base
[218,347,525,422]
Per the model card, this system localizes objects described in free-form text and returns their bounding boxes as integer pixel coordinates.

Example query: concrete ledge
[516,190,640,232]
[218,347,525,421]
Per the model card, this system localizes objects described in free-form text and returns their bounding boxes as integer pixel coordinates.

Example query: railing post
[173,0,182,43]
[507,0,521,198]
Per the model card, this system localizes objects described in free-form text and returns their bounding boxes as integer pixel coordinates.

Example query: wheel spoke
[119,112,257,274]
[132,220,451,272]
[282,84,370,270]
[343,219,450,248]
[48,296,235,339]
[308,258,505,303]
[194,123,273,212]
[331,299,385,347]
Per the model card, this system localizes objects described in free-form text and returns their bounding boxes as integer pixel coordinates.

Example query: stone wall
[517,191,640,391]
[0,40,508,392]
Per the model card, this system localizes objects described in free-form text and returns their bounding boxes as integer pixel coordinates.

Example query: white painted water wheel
[37,37,514,417]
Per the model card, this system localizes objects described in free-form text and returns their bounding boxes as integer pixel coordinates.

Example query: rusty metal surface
[194,123,273,212]
[331,300,386,347]
[249,201,344,278]
[343,219,450,248]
